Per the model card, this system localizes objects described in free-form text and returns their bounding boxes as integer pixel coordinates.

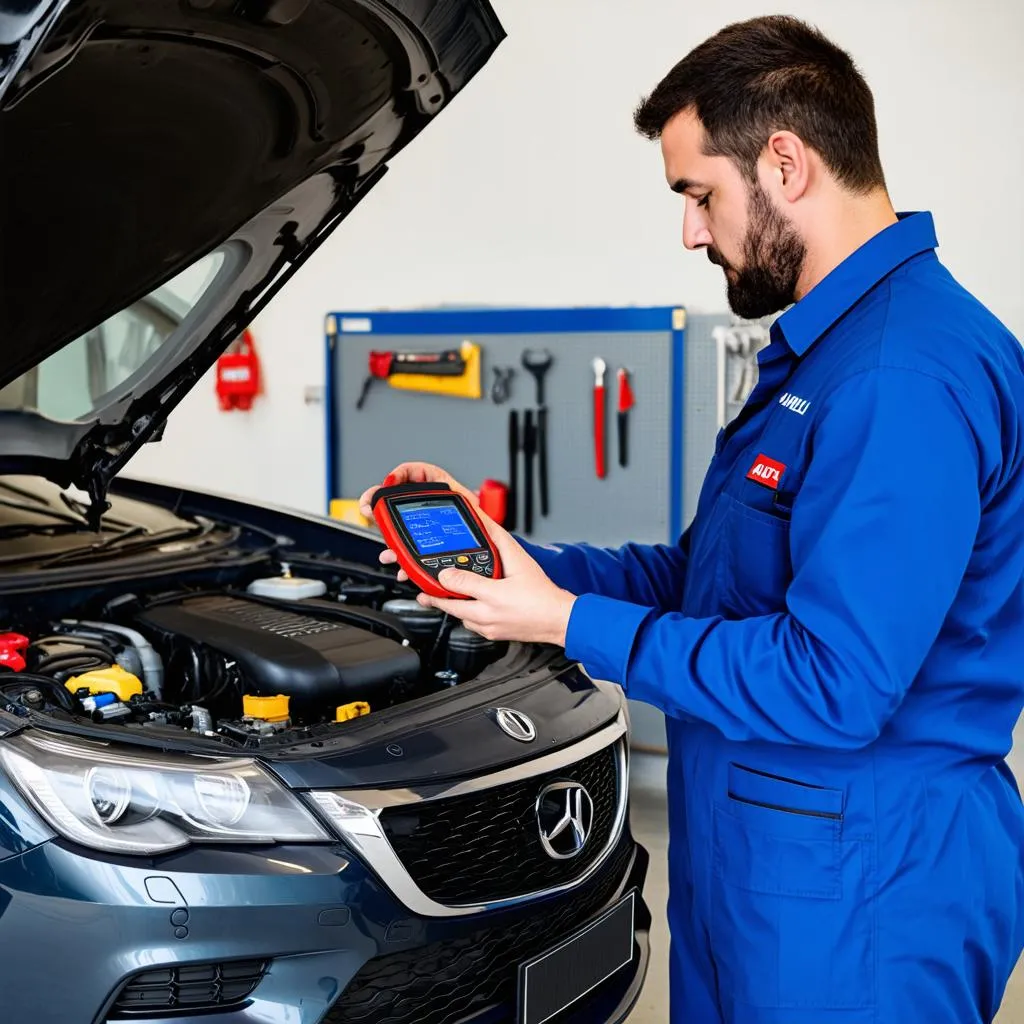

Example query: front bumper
[0,828,649,1024]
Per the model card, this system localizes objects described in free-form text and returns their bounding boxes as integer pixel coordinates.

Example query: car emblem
[494,707,536,742]
[535,782,594,860]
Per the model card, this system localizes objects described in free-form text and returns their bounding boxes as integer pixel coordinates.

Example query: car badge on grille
[535,782,594,860]
[494,707,536,742]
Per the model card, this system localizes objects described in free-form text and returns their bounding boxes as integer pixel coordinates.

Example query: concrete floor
[625,743,1024,1023]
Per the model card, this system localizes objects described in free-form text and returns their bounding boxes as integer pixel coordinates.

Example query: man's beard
[709,184,806,319]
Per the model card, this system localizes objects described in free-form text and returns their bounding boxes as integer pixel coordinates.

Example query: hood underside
[0,0,504,518]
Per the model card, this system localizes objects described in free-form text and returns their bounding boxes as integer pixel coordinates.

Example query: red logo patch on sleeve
[746,454,786,489]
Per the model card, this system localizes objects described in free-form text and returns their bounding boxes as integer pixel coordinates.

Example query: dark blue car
[0,1,651,1021]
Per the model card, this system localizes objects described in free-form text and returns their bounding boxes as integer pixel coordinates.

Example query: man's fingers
[416,592,471,617]
[436,567,493,599]
[378,548,398,565]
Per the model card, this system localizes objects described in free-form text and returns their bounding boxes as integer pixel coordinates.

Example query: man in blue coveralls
[360,15,1024,1023]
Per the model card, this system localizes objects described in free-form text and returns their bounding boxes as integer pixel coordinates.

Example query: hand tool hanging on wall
[523,409,537,534]
[356,339,482,409]
[506,409,519,533]
[491,366,514,404]
[592,356,607,479]
[521,349,553,516]
[617,367,635,468]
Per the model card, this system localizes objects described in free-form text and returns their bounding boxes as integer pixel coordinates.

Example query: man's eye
[697,194,711,210]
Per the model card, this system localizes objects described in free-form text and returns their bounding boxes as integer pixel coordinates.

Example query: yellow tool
[335,701,370,722]
[356,339,481,408]
[243,694,291,723]
[65,665,143,702]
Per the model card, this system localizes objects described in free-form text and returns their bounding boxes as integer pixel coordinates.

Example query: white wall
[126,0,1024,512]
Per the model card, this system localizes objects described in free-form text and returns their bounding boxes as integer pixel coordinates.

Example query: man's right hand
[359,462,479,581]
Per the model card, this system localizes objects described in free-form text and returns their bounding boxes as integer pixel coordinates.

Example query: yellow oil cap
[65,665,143,702]
[336,701,370,722]
[243,694,291,723]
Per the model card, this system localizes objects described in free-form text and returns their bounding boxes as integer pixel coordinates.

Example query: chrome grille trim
[304,710,629,918]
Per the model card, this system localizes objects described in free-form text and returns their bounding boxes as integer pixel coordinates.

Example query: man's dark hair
[633,15,886,193]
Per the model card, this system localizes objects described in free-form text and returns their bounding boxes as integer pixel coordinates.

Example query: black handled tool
[507,410,519,533]
[616,367,634,468]
[523,409,537,535]
[521,349,553,517]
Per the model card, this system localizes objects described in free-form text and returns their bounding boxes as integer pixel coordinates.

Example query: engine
[0,566,509,746]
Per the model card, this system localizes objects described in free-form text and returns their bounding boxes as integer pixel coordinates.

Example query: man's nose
[682,203,713,251]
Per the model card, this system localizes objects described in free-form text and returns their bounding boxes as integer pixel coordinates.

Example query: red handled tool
[592,356,607,478]
[371,482,502,599]
[356,347,467,409]
[617,367,635,468]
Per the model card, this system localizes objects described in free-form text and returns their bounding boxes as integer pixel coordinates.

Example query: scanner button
[423,559,439,567]
[456,555,471,565]
[475,553,491,564]
[439,557,455,566]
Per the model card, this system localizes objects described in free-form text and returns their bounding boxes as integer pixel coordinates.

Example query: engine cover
[135,594,420,716]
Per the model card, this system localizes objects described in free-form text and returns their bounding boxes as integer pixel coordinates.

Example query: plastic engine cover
[135,594,420,716]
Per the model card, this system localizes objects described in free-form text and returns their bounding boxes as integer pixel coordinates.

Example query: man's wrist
[549,589,577,647]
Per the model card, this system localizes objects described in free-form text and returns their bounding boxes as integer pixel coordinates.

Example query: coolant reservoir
[65,665,143,701]
[246,572,327,600]
[381,599,444,644]
[242,694,291,723]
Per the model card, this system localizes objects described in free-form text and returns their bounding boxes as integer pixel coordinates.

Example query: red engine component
[216,329,261,411]
[0,633,29,673]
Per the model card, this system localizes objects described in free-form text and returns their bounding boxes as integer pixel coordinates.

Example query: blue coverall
[520,212,1024,1023]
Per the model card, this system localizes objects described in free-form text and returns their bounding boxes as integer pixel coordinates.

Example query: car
[0,2,652,1023]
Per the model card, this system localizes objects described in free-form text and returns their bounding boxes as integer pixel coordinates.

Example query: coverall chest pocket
[715,492,793,618]
[711,764,875,1013]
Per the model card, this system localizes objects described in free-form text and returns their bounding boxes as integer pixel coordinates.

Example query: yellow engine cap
[336,701,370,722]
[65,665,143,702]
[243,694,290,723]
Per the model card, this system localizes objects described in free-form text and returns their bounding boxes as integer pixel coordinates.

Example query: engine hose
[33,653,112,678]
[1,673,80,714]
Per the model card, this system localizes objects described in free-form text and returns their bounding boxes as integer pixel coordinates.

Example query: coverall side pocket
[711,767,875,1010]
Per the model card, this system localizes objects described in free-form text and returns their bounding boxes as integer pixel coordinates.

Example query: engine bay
[0,560,512,749]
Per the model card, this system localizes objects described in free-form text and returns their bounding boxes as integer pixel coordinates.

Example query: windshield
[0,251,224,423]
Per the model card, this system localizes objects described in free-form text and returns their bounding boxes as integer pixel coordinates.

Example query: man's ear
[763,130,810,202]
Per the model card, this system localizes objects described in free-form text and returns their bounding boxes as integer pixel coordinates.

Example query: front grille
[378,741,621,905]
[110,959,267,1016]
[328,837,634,1024]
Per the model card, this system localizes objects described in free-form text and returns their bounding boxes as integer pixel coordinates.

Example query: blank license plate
[517,890,636,1024]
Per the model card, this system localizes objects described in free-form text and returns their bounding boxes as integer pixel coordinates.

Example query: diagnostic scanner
[371,482,502,599]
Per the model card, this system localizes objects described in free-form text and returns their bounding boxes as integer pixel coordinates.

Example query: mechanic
[360,15,1024,1024]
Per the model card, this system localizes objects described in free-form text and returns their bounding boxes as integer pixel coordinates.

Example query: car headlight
[0,731,330,855]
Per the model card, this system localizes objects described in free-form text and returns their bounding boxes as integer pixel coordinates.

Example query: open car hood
[0,0,504,524]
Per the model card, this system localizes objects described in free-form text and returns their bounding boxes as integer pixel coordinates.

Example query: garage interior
[124,1,1023,1020]
[2,0,1021,1021]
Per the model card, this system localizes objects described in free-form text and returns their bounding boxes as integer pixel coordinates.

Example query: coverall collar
[774,210,939,356]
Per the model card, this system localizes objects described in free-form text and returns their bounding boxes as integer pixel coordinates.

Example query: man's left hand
[416,516,576,647]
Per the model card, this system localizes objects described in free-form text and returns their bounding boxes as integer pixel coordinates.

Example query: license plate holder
[517,889,636,1024]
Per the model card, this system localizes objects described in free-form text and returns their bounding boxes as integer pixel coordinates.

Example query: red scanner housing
[371,481,503,599]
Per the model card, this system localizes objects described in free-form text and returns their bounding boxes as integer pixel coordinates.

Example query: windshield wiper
[0,496,92,529]
[32,524,211,569]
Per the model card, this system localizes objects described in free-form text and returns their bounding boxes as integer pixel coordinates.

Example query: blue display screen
[397,500,478,556]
